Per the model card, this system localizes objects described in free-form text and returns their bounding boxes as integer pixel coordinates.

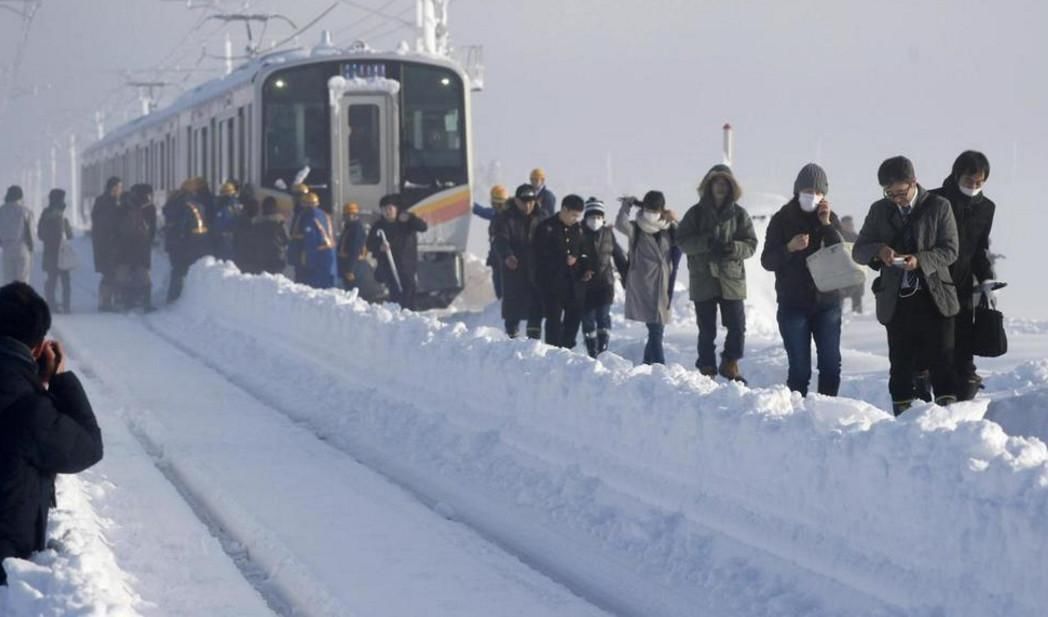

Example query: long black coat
[532,215,589,306]
[492,205,544,321]
[366,213,428,287]
[163,192,211,269]
[930,178,995,308]
[36,207,72,274]
[761,199,844,310]
[115,203,158,269]
[250,214,289,275]
[0,339,103,585]
[91,194,120,274]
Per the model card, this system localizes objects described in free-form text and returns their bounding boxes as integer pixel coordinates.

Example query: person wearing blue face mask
[761,163,844,396]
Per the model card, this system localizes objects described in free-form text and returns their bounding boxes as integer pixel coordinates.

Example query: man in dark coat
[337,202,368,291]
[251,197,288,276]
[91,177,122,311]
[232,197,260,274]
[36,189,73,314]
[163,178,211,303]
[533,194,590,349]
[287,183,311,284]
[210,182,242,262]
[761,163,844,397]
[0,282,103,585]
[114,184,158,311]
[492,185,545,338]
[366,194,428,309]
[580,198,627,357]
[926,151,998,401]
[853,156,960,415]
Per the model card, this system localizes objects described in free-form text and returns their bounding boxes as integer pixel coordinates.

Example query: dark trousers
[389,276,416,310]
[98,270,116,310]
[167,263,187,303]
[695,298,746,368]
[777,303,842,396]
[887,290,956,409]
[581,304,612,337]
[506,286,544,339]
[644,323,666,365]
[953,303,977,379]
[492,260,503,300]
[45,270,71,312]
[543,293,582,349]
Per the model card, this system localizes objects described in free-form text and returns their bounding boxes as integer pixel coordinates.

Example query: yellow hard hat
[343,202,360,216]
[490,185,509,202]
[219,182,237,197]
[302,192,320,207]
[529,168,546,183]
[291,183,309,195]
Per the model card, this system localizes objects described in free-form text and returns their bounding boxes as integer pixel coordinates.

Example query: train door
[330,91,399,228]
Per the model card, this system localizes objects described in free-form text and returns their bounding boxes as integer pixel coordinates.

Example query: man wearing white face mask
[761,163,844,396]
[928,150,998,401]
[579,198,628,357]
[532,194,590,349]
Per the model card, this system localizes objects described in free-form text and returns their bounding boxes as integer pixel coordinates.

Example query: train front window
[262,66,331,188]
[348,104,381,185]
[401,64,467,188]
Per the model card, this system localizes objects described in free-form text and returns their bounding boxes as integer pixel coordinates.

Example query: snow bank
[171,260,1048,616]
[0,477,140,617]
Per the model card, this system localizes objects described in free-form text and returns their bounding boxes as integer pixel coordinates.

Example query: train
[80,23,480,308]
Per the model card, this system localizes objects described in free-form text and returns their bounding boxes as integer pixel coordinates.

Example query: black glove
[719,240,736,257]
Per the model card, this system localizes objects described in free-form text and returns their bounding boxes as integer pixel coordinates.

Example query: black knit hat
[379,193,400,208]
[4,185,23,202]
[561,194,585,212]
[794,163,829,195]
[48,189,66,207]
[877,156,916,187]
[641,190,666,211]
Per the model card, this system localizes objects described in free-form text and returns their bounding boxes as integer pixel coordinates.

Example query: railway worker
[616,191,678,365]
[232,196,260,274]
[113,184,158,312]
[251,196,289,276]
[760,163,844,397]
[336,202,368,292]
[366,194,428,309]
[928,151,998,402]
[472,185,510,299]
[210,182,242,262]
[492,184,545,339]
[532,194,589,349]
[163,178,211,303]
[287,183,311,283]
[676,165,758,383]
[91,177,122,310]
[36,189,74,313]
[852,156,960,415]
[579,198,627,358]
[296,192,337,290]
[0,185,33,286]
[0,282,104,586]
[529,168,557,220]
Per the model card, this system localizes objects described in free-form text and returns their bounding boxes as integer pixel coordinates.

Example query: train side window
[347,104,380,185]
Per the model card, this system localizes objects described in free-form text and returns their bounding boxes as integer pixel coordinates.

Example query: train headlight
[274,79,287,89]
[440,77,451,86]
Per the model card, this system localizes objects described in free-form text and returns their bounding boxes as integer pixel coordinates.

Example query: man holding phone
[852,156,960,415]
[0,282,104,585]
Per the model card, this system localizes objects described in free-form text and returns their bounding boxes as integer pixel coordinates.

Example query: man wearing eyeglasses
[853,156,960,415]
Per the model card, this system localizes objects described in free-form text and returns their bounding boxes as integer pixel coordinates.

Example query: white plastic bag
[805,242,865,292]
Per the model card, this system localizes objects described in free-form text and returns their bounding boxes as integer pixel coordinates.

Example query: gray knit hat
[584,197,606,217]
[794,163,829,195]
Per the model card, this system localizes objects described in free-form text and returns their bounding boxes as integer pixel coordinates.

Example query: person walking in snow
[0,185,34,286]
[114,184,158,312]
[251,196,289,276]
[366,194,428,309]
[287,183,312,284]
[0,282,104,586]
[37,189,74,313]
[232,195,260,274]
[530,168,557,220]
[761,163,844,397]
[532,194,589,349]
[91,177,122,311]
[926,151,998,402]
[616,191,678,365]
[579,198,627,357]
[676,165,758,383]
[337,202,368,292]
[492,184,545,339]
[852,156,960,415]
[472,185,510,299]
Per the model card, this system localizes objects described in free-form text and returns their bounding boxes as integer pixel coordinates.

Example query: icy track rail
[58,260,1048,616]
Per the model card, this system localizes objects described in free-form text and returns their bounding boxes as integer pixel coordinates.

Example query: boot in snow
[718,358,748,385]
[584,335,598,358]
[597,329,610,355]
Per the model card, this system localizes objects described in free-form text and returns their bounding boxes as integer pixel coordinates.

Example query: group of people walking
[475,152,1000,415]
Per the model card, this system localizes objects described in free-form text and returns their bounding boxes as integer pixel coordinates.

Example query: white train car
[81,33,478,307]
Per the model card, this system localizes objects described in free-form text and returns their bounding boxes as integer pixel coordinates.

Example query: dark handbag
[972,290,1008,357]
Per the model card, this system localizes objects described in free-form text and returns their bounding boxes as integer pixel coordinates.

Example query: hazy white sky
[2,0,1046,316]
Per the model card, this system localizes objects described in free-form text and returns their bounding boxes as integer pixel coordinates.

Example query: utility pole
[69,133,80,228]
[50,144,57,189]
[127,81,168,116]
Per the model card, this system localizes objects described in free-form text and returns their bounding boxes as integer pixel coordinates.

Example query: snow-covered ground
[2,229,1047,616]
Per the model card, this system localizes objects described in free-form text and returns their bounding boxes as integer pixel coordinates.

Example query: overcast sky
[2,0,1046,317]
